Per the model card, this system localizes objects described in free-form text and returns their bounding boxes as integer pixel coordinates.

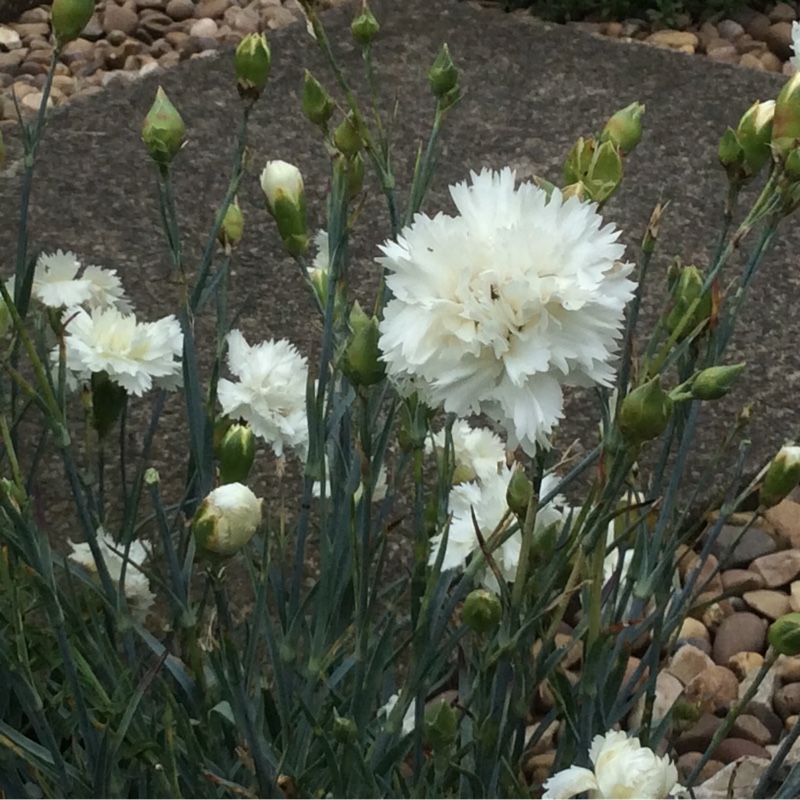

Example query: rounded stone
[728,651,764,680]
[769,2,797,24]
[745,11,772,41]
[711,738,771,763]
[676,752,725,784]
[707,43,739,63]
[721,569,765,596]
[765,21,794,61]
[711,526,777,569]
[166,0,195,21]
[196,0,228,18]
[717,19,745,40]
[730,714,773,747]
[668,643,715,685]
[683,666,739,713]
[774,682,800,719]
[751,550,800,589]
[188,17,217,38]
[102,3,140,36]
[713,612,768,665]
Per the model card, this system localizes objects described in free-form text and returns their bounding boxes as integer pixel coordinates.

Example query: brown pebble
[774,682,800,720]
[684,666,739,713]
[730,714,773,747]
[711,737,771,763]
[676,751,726,783]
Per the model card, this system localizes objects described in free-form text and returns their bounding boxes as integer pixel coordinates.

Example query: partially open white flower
[68,528,155,621]
[193,482,263,558]
[542,730,684,799]
[429,467,567,591]
[63,306,183,395]
[81,264,133,312]
[218,330,309,459]
[427,419,506,484]
[378,168,635,454]
[30,250,91,308]
[378,693,415,737]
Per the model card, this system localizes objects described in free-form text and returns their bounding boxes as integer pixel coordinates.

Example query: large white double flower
[543,730,684,799]
[217,330,309,459]
[378,168,635,454]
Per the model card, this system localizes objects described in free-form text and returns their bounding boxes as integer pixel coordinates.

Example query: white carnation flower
[68,528,155,621]
[427,419,506,484]
[218,330,309,459]
[63,306,183,395]
[429,467,567,591]
[81,265,133,312]
[31,250,92,308]
[543,730,684,799]
[378,168,635,454]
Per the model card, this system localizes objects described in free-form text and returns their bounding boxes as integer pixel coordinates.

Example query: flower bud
[428,44,458,98]
[192,483,262,558]
[600,101,645,156]
[773,72,800,160]
[218,423,256,485]
[351,3,379,45]
[234,33,271,104]
[563,137,594,186]
[759,445,800,508]
[343,301,385,387]
[51,0,94,45]
[423,698,457,752]
[587,139,624,203]
[260,160,308,257]
[217,199,244,250]
[786,147,800,182]
[462,589,502,634]
[769,613,800,656]
[346,152,365,199]
[666,265,712,341]
[718,127,745,178]
[332,715,358,744]
[333,113,361,157]
[506,468,532,519]
[737,99,774,176]
[302,70,334,129]
[141,87,185,167]
[691,362,746,401]
[618,375,673,444]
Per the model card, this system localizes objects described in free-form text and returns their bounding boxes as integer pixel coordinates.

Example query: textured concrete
[0,0,798,531]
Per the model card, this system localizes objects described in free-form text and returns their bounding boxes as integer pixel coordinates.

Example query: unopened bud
[302,70,334,129]
[234,33,271,104]
[193,483,263,558]
[786,147,800,181]
[217,199,244,250]
[333,113,361,157]
[332,715,358,743]
[587,139,624,203]
[428,44,458,98]
[345,152,365,199]
[600,101,645,155]
[737,99,774,176]
[462,589,502,634]
[506,468,532,518]
[260,160,308,257]
[351,3,379,45]
[218,423,256,485]
[691,363,746,401]
[666,265,712,341]
[423,699,457,752]
[343,301,385,387]
[773,72,800,160]
[718,127,745,178]
[51,0,94,45]
[759,445,800,509]
[769,613,800,656]
[563,137,594,186]
[618,375,673,444]
[141,87,185,167]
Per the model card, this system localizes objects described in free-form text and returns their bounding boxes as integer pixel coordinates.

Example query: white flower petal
[542,766,599,799]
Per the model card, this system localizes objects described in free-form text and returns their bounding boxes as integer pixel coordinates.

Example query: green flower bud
[332,715,358,744]
[760,445,800,509]
[141,87,185,167]
[718,127,745,178]
[234,33,271,104]
[428,44,458,98]
[506,468,532,519]
[351,3,379,45]
[302,70,334,129]
[600,101,645,156]
[193,483,262,558]
[51,0,94,45]
[423,698,457,752]
[691,362,746,401]
[462,589,502,634]
[618,375,673,444]
[260,160,308,257]
[346,152,365,199]
[218,423,256,485]
[91,370,127,439]
[786,147,800,181]
[343,301,385,387]
[563,136,595,186]
[333,113,361,158]
[737,99,774,176]
[666,265,712,341]
[217,199,244,250]
[773,72,800,160]
[587,139,624,203]
[769,613,800,656]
